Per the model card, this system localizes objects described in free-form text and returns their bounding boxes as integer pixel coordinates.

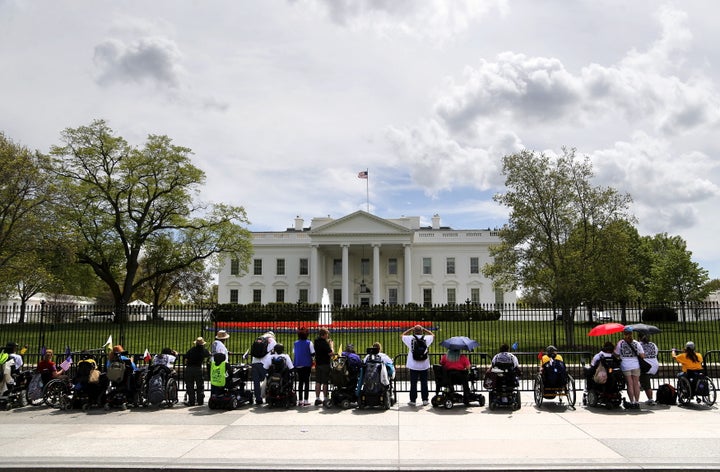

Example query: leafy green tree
[135,233,214,318]
[583,219,645,324]
[48,120,253,320]
[484,148,633,346]
[0,133,49,282]
[643,233,709,321]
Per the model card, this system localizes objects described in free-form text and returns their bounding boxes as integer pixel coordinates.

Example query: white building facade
[217,211,516,307]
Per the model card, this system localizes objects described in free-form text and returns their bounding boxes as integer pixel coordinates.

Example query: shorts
[315,364,331,384]
[639,372,654,390]
[623,368,641,377]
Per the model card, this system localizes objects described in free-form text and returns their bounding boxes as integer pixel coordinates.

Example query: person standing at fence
[184,337,210,407]
[250,331,276,405]
[211,330,230,358]
[615,327,644,410]
[401,325,434,407]
[639,334,659,405]
[313,328,334,406]
[293,327,314,407]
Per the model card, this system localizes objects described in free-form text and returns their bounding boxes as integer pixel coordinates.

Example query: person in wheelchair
[539,345,566,389]
[672,341,703,382]
[440,348,471,399]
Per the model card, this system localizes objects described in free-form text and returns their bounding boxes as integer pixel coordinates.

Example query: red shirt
[37,360,57,373]
[440,354,470,371]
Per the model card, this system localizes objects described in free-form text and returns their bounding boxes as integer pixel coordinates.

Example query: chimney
[432,214,441,230]
[294,216,304,231]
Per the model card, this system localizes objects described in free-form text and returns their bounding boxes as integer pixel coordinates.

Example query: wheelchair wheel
[565,375,576,407]
[677,376,692,406]
[44,379,69,408]
[512,391,521,411]
[586,390,598,407]
[533,374,544,407]
[165,378,178,407]
[702,377,716,406]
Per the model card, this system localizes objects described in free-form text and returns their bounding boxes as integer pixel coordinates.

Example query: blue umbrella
[440,336,479,351]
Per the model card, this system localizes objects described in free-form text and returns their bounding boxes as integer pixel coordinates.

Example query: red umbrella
[588,322,625,336]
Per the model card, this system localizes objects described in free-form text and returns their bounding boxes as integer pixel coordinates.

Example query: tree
[48,120,253,320]
[643,233,709,321]
[135,233,214,318]
[583,219,645,324]
[0,133,49,284]
[484,148,633,346]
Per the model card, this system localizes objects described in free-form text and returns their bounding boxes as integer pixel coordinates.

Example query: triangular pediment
[310,211,412,236]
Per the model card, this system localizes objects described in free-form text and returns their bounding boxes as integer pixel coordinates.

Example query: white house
[217,211,516,307]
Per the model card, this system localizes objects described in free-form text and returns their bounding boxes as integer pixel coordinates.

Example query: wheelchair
[430,365,485,409]
[533,359,576,408]
[676,370,716,406]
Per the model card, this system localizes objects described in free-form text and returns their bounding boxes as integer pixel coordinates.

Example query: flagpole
[365,168,369,212]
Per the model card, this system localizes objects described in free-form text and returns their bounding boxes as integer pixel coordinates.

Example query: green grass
[4,319,719,365]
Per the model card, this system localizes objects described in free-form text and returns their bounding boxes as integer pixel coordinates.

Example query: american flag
[358,170,368,179]
[59,356,72,372]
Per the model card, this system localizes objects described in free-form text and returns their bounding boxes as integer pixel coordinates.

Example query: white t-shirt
[402,334,434,371]
[269,353,294,370]
[211,340,228,357]
[640,341,659,375]
[614,339,644,371]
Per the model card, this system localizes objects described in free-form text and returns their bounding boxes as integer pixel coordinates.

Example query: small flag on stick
[103,335,113,355]
[59,356,72,372]
[357,170,368,179]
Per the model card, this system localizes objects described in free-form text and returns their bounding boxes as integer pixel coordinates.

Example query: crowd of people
[0,326,709,411]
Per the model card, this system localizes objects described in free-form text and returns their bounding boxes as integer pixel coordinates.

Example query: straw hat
[215,330,230,340]
[195,337,206,346]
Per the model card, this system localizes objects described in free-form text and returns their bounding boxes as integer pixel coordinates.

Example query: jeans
[409,368,429,402]
[252,363,267,403]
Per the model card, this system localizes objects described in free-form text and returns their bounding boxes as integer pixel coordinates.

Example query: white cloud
[297,0,507,42]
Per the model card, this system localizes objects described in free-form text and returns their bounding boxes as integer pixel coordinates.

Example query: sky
[1,0,720,279]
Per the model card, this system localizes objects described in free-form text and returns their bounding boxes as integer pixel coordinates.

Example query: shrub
[641,306,678,322]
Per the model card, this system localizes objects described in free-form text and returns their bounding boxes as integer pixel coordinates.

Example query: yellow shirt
[674,352,703,372]
[540,354,564,366]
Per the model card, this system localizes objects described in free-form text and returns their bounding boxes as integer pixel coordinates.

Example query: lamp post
[38,299,46,358]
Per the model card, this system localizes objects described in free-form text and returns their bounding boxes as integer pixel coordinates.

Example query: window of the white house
[276,258,285,276]
[470,257,479,274]
[422,257,432,275]
[253,289,262,303]
[230,258,239,275]
[299,258,308,275]
[446,257,455,275]
[253,259,262,275]
[388,258,397,275]
[230,289,239,304]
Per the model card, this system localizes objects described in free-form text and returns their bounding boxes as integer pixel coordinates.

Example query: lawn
[4,318,718,367]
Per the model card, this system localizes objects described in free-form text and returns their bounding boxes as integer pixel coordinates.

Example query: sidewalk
[1,393,719,471]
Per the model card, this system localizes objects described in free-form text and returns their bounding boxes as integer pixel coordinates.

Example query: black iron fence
[3,300,719,394]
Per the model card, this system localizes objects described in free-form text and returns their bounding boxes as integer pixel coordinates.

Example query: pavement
[1,393,720,472]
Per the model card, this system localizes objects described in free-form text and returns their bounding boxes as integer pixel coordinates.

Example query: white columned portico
[372,244,381,305]
[341,244,349,306]
[310,245,319,303]
[404,244,412,304]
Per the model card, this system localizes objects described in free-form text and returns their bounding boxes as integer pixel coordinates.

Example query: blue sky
[1,0,719,278]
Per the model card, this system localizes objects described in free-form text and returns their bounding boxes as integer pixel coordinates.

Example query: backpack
[592,363,608,384]
[147,372,165,406]
[657,383,677,405]
[411,335,428,361]
[250,337,269,359]
[106,359,127,383]
[270,356,286,373]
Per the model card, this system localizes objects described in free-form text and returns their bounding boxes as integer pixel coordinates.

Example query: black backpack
[657,383,677,405]
[250,337,269,359]
[147,372,165,406]
[411,335,428,361]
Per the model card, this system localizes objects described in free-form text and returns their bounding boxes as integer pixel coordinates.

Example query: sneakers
[183,401,195,407]
[645,400,656,405]
[422,400,429,406]
[314,399,323,406]
[407,401,417,407]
